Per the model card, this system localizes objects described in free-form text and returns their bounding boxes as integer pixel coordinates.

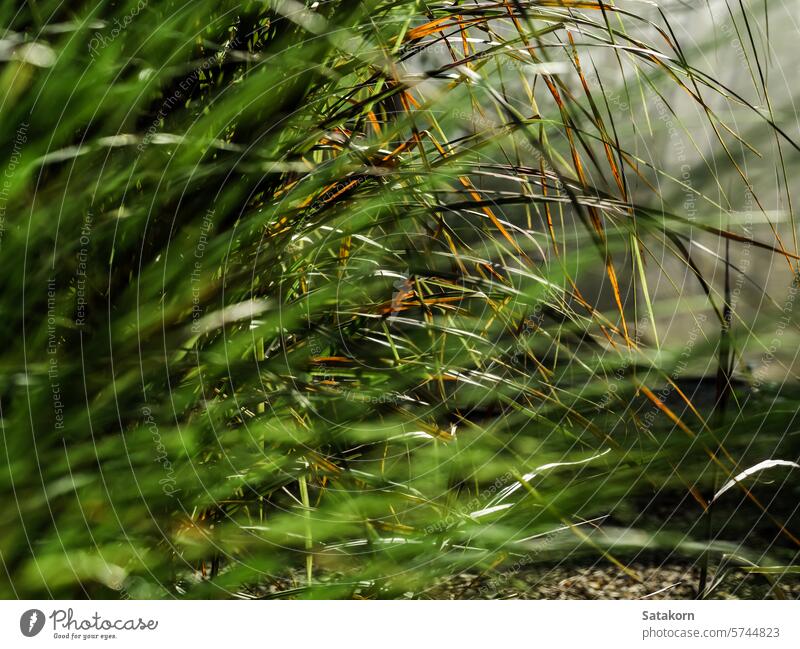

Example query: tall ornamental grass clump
[0,0,798,598]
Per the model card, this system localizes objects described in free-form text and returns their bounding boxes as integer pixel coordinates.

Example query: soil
[418,562,800,600]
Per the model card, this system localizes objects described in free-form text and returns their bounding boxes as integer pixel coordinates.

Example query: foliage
[0,0,798,599]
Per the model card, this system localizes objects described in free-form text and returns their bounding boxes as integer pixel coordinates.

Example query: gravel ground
[244,561,800,600]
[418,563,800,600]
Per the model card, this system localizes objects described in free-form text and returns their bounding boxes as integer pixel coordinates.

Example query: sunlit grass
[0,0,798,599]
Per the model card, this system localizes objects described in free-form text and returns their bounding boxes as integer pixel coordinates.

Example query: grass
[0,0,798,599]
